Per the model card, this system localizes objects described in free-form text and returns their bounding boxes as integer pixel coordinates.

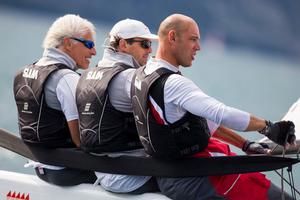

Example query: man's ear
[118,39,128,52]
[168,30,176,43]
[63,37,73,52]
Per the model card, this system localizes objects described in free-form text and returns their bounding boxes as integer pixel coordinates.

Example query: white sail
[260,97,300,154]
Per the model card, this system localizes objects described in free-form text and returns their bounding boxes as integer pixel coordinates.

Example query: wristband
[258,120,272,136]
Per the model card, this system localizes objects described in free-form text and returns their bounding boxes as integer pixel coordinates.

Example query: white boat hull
[0,170,170,200]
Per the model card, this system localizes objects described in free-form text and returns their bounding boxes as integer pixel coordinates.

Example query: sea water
[0,6,299,191]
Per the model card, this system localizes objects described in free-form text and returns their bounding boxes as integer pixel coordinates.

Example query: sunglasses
[71,37,95,49]
[126,39,152,49]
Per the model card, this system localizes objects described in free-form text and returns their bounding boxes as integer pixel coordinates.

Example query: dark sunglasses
[126,39,152,49]
[71,37,95,49]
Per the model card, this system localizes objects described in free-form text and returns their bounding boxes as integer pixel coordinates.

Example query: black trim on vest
[13,63,74,148]
[76,63,142,153]
[131,67,211,159]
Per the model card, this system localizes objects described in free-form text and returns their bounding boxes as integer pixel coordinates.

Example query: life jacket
[131,67,211,159]
[76,63,142,153]
[13,63,73,148]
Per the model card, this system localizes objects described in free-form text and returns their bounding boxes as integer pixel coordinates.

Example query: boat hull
[0,170,170,200]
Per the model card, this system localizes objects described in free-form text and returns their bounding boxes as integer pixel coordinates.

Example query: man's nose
[91,47,97,56]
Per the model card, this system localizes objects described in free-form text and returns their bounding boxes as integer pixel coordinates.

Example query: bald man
[131,14,295,200]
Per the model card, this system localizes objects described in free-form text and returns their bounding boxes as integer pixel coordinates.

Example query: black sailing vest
[76,63,142,153]
[13,63,73,148]
[131,67,211,159]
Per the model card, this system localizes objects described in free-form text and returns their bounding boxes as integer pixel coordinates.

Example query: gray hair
[43,14,96,49]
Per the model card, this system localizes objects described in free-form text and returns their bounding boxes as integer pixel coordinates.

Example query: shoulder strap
[149,72,174,124]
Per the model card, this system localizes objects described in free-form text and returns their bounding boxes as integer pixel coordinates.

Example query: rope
[287,166,296,200]
[272,144,300,200]
[274,170,300,197]
[270,144,280,154]
[280,168,285,200]
[273,143,299,200]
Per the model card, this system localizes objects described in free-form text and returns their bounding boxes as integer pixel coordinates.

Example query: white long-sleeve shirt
[144,57,250,131]
[95,49,151,193]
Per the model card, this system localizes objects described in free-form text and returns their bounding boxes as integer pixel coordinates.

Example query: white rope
[273,144,300,200]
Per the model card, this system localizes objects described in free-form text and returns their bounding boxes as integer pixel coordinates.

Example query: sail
[260,97,300,155]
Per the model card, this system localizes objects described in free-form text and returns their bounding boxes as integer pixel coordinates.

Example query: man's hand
[242,140,270,154]
[259,120,296,146]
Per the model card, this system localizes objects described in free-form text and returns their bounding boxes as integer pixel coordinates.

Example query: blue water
[0,6,299,190]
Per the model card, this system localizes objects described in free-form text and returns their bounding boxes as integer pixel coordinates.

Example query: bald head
[156,14,201,68]
[158,14,197,38]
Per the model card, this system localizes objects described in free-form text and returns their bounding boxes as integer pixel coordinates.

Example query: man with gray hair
[76,18,159,194]
[13,14,97,186]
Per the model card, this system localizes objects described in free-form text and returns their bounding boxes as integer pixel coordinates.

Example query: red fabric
[192,138,271,200]
[148,97,271,199]
[148,101,165,125]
